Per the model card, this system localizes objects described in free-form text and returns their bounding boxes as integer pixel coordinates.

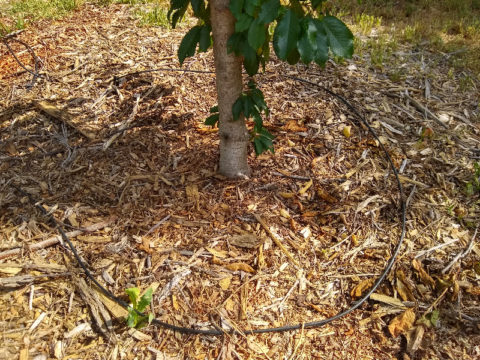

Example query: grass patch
[0,0,173,36]
[0,0,84,35]
[135,5,169,28]
[336,0,480,76]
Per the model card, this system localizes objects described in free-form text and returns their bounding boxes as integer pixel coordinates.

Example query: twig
[442,226,478,274]
[415,238,459,259]
[0,217,116,260]
[403,91,448,129]
[422,286,449,317]
[272,171,311,181]
[255,214,300,266]
[103,93,141,150]
[144,215,171,236]
[0,272,72,288]
[156,269,192,304]
[405,184,417,209]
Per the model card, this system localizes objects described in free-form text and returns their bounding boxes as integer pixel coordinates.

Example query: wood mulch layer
[1,3,479,360]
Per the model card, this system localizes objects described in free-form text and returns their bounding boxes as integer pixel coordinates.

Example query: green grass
[336,0,480,76]
[135,5,169,27]
[0,0,84,35]
[0,0,172,36]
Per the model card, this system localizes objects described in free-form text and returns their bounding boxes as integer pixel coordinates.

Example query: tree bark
[210,0,250,178]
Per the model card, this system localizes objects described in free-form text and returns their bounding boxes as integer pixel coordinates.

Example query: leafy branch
[169,0,354,154]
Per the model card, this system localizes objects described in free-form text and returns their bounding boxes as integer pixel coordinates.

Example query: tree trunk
[210,0,250,178]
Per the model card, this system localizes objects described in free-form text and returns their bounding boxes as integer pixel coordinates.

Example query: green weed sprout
[125,287,154,329]
[466,162,480,196]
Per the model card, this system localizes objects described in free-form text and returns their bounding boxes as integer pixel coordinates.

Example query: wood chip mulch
[1,3,479,360]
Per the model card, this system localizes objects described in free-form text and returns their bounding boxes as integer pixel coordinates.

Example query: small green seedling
[466,162,480,196]
[125,287,154,329]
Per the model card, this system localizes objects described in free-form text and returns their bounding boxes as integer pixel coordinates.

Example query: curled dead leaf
[316,186,337,203]
[278,192,295,199]
[388,308,416,337]
[350,278,375,298]
[206,247,228,258]
[298,179,313,194]
[396,278,415,301]
[412,259,435,288]
[282,119,307,132]
[225,262,255,273]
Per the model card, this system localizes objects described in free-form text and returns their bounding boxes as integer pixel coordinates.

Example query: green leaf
[227,32,243,55]
[137,288,153,312]
[178,26,202,65]
[235,13,253,33]
[253,112,263,129]
[126,310,137,328]
[286,48,300,65]
[198,25,212,52]
[170,7,187,28]
[253,128,274,155]
[247,18,265,50]
[258,0,280,24]
[125,287,140,308]
[311,0,326,8]
[320,16,354,58]
[190,0,205,16]
[250,88,268,113]
[260,33,271,70]
[204,113,219,126]
[273,9,300,60]
[254,137,266,155]
[232,97,244,121]
[244,0,261,17]
[229,0,244,19]
[170,0,189,11]
[297,33,314,64]
[241,40,259,75]
[168,0,189,29]
[312,18,328,66]
[210,105,218,113]
[243,95,254,118]
[429,310,440,327]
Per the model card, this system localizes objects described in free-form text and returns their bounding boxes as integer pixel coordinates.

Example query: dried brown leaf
[225,263,255,273]
[350,278,375,298]
[388,308,416,337]
[412,259,435,288]
[316,186,337,204]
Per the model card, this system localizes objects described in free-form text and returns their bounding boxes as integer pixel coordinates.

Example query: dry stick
[35,101,96,140]
[415,238,459,259]
[403,92,448,129]
[403,92,477,152]
[272,171,311,181]
[0,217,116,260]
[442,226,478,274]
[254,214,300,266]
[103,93,141,150]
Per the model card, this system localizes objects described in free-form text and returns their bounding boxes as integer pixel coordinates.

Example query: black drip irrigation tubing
[1,32,42,89]
[11,66,406,336]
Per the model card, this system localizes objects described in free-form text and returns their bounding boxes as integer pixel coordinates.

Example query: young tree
[168,0,353,178]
